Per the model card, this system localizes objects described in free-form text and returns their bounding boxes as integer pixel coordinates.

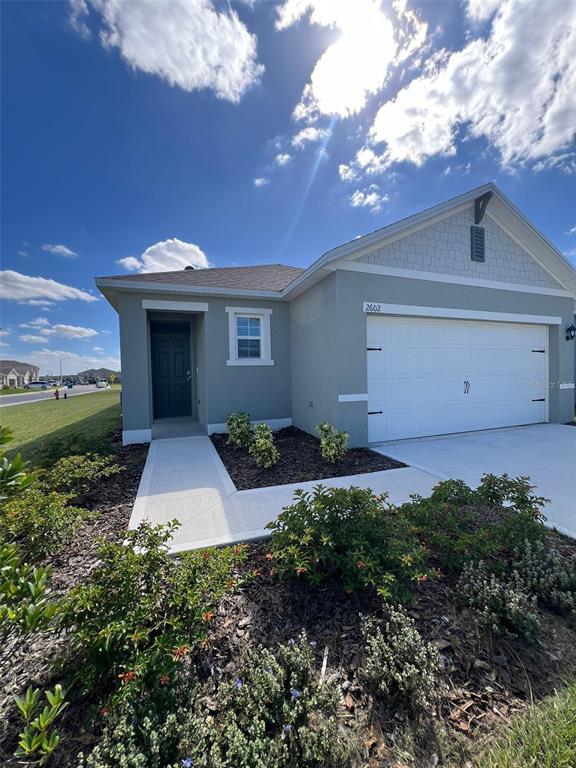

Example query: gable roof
[0,360,40,375]
[100,264,303,292]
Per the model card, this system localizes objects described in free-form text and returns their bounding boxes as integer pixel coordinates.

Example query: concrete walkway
[130,436,439,553]
[374,424,576,538]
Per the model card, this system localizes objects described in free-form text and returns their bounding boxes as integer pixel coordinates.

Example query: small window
[236,316,262,359]
[471,225,485,262]
[226,307,274,366]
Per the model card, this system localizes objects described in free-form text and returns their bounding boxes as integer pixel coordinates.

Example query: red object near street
[54,389,59,400]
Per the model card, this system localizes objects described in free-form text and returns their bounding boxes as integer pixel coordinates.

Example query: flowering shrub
[315,421,349,463]
[362,607,442,711]
[60,522,247,696]
[513,540,576,618]
[249,423,279,469]
[226,412,253,450]
[266,485,428,600]
[178,632,347,768]
[403,475,546,574]
[456,560,539,640]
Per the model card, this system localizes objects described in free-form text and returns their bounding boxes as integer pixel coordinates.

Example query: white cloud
[17,299,54,308]
[0,341,9,348]
[41,243,78,258]
[0,271,97,303]
[533,153,576,175]
[0,330,11,337]
[20,317,51,329]
[338,163,358,182]
[44,324,99,339]
[566,225,576,236]
[70,0,263,103]
[28,348,121,376]
[93,346,104,352]
[278,0,427,120]
[360,0,576,172]
[291,126,329,148]
[116,238,210,273]
[349,184,388,213]
[19,334,48,344]
[253,176,269,187]
[275,153,292,166]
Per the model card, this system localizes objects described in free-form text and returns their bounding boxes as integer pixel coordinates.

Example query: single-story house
[0,360,40,388]
[96,183,576,447]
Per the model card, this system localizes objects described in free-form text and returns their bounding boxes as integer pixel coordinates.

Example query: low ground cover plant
[513,540,576,619]
[267,485,427,600]
[179,632,347,768]
[316,421,349,463]
[249,422,280,469]
[456,560,540,640]
[60,522,247,697]
[226,412,253,449]
[362,606,442,712]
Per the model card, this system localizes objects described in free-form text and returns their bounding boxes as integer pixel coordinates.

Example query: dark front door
[151,329,192,419]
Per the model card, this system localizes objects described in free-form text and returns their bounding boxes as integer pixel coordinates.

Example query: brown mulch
[0,436,148,766]
[211,426,406,490]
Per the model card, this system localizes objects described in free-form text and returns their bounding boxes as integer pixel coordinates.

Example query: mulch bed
[211,426,406,490]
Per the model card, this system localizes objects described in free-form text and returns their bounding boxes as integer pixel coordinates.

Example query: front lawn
[0,388,36,396]
[1,389,121,466]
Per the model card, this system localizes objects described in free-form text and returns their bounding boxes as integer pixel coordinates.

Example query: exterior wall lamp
[566,324,576,341]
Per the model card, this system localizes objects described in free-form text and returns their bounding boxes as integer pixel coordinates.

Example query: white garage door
[367,316,549,443]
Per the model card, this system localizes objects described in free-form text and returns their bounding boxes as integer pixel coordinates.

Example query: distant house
[0,360,40,388]
[77,368,121,383]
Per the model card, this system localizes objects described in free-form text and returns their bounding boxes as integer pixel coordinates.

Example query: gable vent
[470,225,485,262]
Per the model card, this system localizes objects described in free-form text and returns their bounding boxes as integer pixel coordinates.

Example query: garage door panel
[367,316,549,443]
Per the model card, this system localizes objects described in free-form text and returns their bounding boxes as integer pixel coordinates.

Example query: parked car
[24,381,48,390]
[96,379,108,388]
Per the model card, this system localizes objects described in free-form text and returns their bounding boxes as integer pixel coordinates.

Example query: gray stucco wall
[118,292,291,437]
[358,208,563,290]
[327,269,574,445]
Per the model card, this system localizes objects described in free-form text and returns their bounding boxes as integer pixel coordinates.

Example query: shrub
[513,540,576,618]
[362,607,442,712]
[40,453,120,497]
[226,412,253,450]
[249,423,279,469]
[316,421,349,464]
[60,522,247,696]
[267,485,427,600]
[14,684,68,766]
[0,426,32,502]
[0,543,59,636]
[456,560,539,640]
[404,475,546,574]
[178,632,347,768]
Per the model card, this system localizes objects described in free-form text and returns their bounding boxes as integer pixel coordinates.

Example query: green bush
[0,426,32,502]
[0,543,59,635]
[456,560,539,640]
[513,540,576,618]
[178,632,348,768]
[316,421,349,464]
[266,485,427,600]
[404,475,546,574]
[60,522,247,696]
[249,423,279,469]
[14,684,68,766]
[226,412,253,450]
[361,606,442,712]
[40,453,120,497]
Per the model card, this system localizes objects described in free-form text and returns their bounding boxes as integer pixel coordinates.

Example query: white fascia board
[95,277,284,300]
[142,299,208,311]
[337,261,574,298]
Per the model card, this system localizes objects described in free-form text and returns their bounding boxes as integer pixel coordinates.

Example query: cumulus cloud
[93,346,104,352]
[29,348,121,376]
[291,126,329,148]
[17,299,55,308]
[533,153,576,175]
[20,317,51,329]
[44,324,99,339]
[0,271,97,303]
[277,0,427,120]
[70,0,263,103]
[356,0,576,173]
[0,330,10,337]
[275,153,292,166]
[349,184,388,213]
[253,176,269,187]
[19,334,47,344]
[116,238,210,274]
[41,243,78,258]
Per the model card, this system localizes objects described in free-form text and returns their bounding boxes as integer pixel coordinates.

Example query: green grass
[476,682,576,768]
[0,389,122,466]
[0,387,37,396]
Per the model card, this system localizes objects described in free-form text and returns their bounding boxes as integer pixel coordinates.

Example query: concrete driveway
[374,424,576,538]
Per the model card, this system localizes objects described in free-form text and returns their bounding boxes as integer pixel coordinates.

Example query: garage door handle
[368,410,383,415]
[367,347,382,351]
[532,398,545,402]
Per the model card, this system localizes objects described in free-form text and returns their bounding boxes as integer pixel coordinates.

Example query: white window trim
[225,307,274,366]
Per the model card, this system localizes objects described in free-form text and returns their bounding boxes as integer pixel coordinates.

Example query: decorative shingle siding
[356,208,563,289]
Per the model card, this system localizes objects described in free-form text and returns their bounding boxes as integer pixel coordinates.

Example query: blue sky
[1,0,575,375]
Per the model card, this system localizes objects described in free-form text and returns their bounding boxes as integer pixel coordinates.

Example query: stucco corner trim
[123,428,152,445]
[363,302,563,325]
[142,299,209,312]
[207,417,292,435]
[338,393,369,403]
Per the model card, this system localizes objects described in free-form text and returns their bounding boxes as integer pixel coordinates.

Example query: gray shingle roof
[100,264,304,292]
[0,360,40,375]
